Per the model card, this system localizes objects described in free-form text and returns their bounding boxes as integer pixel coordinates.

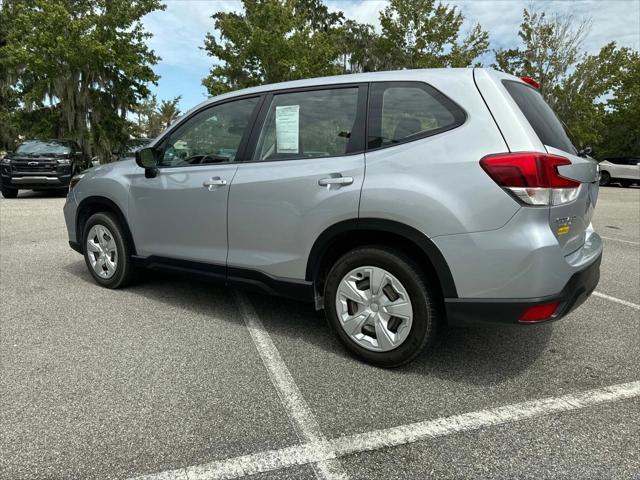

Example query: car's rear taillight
[519,302,560,323]
[480,152,581,206]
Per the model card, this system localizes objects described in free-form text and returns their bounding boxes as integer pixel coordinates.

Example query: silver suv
[64,69,602,367]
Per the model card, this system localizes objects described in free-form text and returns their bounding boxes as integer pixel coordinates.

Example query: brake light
[520,76,540,89]
[519,302,560,323]
[480,152,580,206]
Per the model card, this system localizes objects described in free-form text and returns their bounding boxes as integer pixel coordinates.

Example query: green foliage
[555,43,635,151]
[0,0,165,158]
[495,7,638,156]
[202,0,344,96]
[596,51,640,157]
[377,0,489,69]
[158,96,182,130]
[335,20,380,73]
[494,8,589,101]
[134,94,181,137]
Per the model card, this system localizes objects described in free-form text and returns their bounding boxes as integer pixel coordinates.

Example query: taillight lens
[480,152,581,206]
[519,302,560,323]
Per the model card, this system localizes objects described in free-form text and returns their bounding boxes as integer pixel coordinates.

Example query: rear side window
[367,82,466,150]
[253,87,361,161]
[503,80,576,155]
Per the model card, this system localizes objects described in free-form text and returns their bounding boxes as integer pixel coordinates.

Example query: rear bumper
[445,252,601,326]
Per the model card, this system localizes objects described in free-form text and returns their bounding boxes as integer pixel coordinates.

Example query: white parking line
[593,291,640,310]
[131,381,640,480]
[601,236,640,246]
[232,291,347,480]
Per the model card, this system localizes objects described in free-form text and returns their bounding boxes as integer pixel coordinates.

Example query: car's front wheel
[599,171,611,186]
[83,212,135,288]
[324,247,439,367]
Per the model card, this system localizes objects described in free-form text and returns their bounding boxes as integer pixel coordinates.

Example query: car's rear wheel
[83,212,135,288]
[324,247,439,367]
[599,171,611,186]
[1,186,18,198]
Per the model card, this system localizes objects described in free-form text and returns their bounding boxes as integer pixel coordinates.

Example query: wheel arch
[307,218,458,300]
[76,196,137,255]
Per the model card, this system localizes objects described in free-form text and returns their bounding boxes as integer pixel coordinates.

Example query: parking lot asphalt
[1,186,638,479]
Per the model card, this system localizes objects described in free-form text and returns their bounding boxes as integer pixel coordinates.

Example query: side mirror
[136,147,159,178]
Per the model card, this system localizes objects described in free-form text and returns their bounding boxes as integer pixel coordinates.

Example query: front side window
[158,97,259,167]
[368,82,466,150]
[253,87,360,161]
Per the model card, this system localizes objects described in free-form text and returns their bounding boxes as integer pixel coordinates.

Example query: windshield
[16,140,71,155]
[502,80,577,155]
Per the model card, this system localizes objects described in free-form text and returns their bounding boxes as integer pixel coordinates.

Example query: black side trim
[130,256,314,302]
[306,218,458,298]
[445,253,601,326]
[75,196,137,255]
[228,267,314,302]
[131,255,226,281]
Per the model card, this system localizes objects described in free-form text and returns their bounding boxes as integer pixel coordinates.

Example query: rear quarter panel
[360,70,519,238]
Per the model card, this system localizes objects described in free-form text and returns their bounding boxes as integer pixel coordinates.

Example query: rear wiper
[577,146,592,158]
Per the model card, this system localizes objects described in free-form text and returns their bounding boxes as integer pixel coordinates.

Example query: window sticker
[276,105,299,153]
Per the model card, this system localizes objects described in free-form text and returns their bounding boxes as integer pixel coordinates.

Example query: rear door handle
[318,176,354,189]
[203,177,227,190]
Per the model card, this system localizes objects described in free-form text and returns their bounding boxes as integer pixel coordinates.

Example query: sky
[142,0,640,112]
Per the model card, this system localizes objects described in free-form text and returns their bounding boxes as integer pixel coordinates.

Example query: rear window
[503,80,576,155]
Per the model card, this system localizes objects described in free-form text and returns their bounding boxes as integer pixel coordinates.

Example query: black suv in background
[0,140,88,198]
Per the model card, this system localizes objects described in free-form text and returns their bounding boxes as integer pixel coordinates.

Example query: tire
[324,246,439,368]
[599,171,610,186]
[82,212,135,288]
[1,186,18,198]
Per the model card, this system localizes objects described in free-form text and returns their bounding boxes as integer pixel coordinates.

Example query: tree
[597,50,640,157]
[1,0,165,158]
[336,20,380,73]
[494,8,589,104]
[134,94,181,137]
[494,7,637,155]
[377,0,489,70]
[0,4,19,150]
[158,96,182,129]
[554,43,635,151]
[202,0,344,96]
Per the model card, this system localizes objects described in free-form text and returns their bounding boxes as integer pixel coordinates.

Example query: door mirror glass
[136,147,158,169]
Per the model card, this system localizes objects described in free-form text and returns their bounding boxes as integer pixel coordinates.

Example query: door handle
[203,177,227,191]
[318,175,354,189]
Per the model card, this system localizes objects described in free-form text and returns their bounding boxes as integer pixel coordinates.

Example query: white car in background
[599,157,640,187]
